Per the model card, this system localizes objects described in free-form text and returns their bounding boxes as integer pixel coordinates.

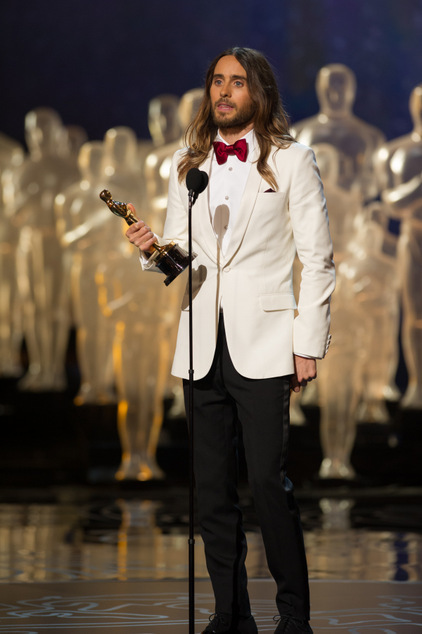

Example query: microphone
[186,168,209,204]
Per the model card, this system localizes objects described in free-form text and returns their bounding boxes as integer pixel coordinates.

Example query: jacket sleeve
[289,145,336,358]
[140,149,188,272]
[162,149,190,250]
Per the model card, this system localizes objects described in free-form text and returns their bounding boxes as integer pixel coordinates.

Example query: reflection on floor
[1,485,422,586]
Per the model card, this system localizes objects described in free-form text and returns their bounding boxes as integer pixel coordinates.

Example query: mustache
[214,99,236,108]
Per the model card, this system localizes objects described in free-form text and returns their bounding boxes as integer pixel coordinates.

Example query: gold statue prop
[99,189,194,286]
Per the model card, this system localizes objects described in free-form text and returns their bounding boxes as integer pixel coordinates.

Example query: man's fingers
[125,220,155,251]
[290,375,300,393]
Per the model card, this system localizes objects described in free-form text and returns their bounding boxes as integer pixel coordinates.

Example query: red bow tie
[213,139,248,165]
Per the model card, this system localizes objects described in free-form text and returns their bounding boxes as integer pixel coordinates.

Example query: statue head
[316,64,357,117]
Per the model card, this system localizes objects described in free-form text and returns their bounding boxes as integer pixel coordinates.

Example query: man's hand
[125,204,156,253]
[290,355,317,393]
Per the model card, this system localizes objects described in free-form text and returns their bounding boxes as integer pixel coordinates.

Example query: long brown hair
[178,47,294,190]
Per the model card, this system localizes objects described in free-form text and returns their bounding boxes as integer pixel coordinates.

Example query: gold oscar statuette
[99,189,195,286]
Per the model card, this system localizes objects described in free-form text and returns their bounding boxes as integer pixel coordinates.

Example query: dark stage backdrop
[1,0,421,149]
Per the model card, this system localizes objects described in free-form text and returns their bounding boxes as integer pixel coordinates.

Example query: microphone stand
[187,188,195,634]
[184,169,207,633]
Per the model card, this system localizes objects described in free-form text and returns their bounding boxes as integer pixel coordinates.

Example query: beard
[212,99,256,130]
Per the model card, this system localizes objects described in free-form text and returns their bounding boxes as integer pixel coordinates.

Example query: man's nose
[220,83,231,97]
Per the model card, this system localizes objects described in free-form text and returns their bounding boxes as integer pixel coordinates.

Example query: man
[126,47,335,634]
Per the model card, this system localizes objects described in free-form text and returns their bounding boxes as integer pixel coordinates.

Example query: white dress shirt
[209,128,256,256]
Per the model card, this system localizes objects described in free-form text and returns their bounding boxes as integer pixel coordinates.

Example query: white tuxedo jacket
[146,141,335,381]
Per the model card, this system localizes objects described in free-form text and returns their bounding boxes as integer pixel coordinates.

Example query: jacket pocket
[259,293,297,311]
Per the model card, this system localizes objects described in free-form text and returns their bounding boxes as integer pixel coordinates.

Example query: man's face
[210,55,256,131]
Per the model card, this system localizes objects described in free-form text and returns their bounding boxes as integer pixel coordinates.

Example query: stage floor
[1,578,421,632]
[1,483,422,632]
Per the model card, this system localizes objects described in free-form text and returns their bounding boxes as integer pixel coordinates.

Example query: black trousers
[183,316,310,622]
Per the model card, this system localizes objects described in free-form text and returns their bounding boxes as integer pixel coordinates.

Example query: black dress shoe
[273,615,313,633]
[201,613,258,633]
